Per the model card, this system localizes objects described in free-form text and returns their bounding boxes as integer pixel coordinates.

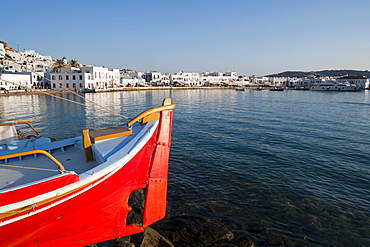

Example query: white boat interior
[0,121,154,192]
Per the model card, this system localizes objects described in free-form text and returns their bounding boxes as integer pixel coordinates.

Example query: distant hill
[266,70,370,78]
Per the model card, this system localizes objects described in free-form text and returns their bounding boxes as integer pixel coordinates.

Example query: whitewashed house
[235,76,251,86]
[170,71,202,86]
[144,71,163,85]
[0,71,42,90]
[120,74,146,87]
[119,69,146,86]
[45,66,120,91]
[200,72,237,86]
[0,42,5,59]
[2,48,53,73]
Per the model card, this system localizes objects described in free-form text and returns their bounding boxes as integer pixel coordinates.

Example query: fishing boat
[0,98,176,246]
[235,87,245,91]
[270,86,284,91]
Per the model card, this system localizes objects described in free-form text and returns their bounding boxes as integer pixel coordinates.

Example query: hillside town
[0,41,369,92]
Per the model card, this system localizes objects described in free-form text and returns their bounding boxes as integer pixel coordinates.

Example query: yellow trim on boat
[89,126,132,142]
[0,150,65,174]
[0,122,39,136]
[0,181,86,220]
[127,103,176,127]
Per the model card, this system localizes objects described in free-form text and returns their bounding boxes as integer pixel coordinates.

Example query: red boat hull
[0,109,174,246]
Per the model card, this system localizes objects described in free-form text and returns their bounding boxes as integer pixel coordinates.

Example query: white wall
[0,72,32,90]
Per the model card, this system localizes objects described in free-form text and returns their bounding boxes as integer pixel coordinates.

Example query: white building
[170,71,202,86]
[0,71,42,90]
[235,76,251,86]
[0,42,8,70]
[267,77,288,86]
[2,48,53,73]
[336,76,369,88]
[0,42,5,58]
[46,66,120,91]
[249,75,269,85]
[120,69,146,86]
[144,71,163,85]
[200,72,238,86]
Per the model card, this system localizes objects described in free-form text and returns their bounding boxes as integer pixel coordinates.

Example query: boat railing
[126,98,176,127]
[0,121,40,138]
[0,149,65,174]
[80,98,176,162]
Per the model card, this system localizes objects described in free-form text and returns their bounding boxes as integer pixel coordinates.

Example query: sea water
[1,89,369,246]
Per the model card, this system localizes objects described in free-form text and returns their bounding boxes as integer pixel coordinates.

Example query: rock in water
[154,215,234,245]
[131,227,174,247]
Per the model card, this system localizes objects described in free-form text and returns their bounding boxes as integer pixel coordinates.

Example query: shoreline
[0,86,236,96]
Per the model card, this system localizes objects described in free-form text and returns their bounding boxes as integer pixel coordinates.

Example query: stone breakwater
[87,190,256,247]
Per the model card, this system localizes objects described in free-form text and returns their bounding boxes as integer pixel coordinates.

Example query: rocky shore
[87,190,256,247]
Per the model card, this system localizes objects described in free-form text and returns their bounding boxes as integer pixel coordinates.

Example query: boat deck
[0,149,98,191]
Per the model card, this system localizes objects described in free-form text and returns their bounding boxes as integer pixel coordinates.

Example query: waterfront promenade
[0,86,234,96]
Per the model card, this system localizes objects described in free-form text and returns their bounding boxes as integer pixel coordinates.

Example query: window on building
[66,75,69,80]
[59,75,62,80]
[88,75,91,80]
[73,75,76,80]
[66,83,69,88]
[59,83,62,88]
[73,83,76,89]
[79,75,83,80]
[53,84,56,88]
[52,75,55,80]
[80,83,83,88]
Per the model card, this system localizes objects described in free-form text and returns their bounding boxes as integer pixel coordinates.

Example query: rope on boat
[0,55,131,120]
[0,163,69,173]
[1,204,37,215]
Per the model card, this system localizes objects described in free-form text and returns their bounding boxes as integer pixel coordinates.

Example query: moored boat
[0,99,175,246]
[309,82,362,91]
[270,86,284,91]
[235,87,245,91]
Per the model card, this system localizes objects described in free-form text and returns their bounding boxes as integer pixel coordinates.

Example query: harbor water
[0,89,369,246]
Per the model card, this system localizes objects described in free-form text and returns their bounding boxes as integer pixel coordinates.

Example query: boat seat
[81,126,132,162]
[89,126,132,142]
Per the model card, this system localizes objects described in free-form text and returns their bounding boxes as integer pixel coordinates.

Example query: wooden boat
[270,86,284,91]
[0,98,175,246]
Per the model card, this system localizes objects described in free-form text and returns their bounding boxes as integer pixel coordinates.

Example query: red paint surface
[0,174,80,206]
[0,108,174,247]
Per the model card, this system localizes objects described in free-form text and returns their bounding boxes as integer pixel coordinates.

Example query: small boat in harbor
[235,87,245,91]
[309,83,362,91]
[0,99,176,246]
[270,86,285,91]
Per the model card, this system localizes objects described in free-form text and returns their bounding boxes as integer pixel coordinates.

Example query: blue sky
[2,0,370,76]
